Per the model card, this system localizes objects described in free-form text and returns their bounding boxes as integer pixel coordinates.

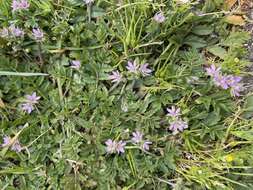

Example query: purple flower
[142,141,152,151]
[108,70,122,83]
[70,60,81,69]
[21,103,34,114]
[11,140,22,152]
[21,92,40,114]
[12,0,30,11]
[105,139,126,154]
[166,106,181,118]
[139,63,152,76]
[9,25,24,37]
[231,83,244,97]
[205,64,221,78]
[84,0,94,4]
[2,136,22,152]
[226,75,242,87]
[126,61,139,73]
[0,28,9,38]
[2,136,11,147]
[154,12,166,23]
[32,28,44,41]
[213,75,229,89]
[25,92,40,104]
[131,131,143,143]
[115,140,126,154]
[169,120,188,134]
[105,139,117,154]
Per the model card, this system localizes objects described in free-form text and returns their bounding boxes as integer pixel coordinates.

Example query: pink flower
[108,70,122,83]
[11,141,22,152]
[131,131,152,151]
[154,12,166,23]
[105,139,117,154]
[25,92,40,104]
[9,25,24,37]
[115,140,126,154]
[70,60,81,69]
[2,136,22,152]
[142,141,152,151]
[12,0,30,11]
[139,63,152,76]
[205,64,221,78]
[21,103,34,114]
[32,28,44,41]
[169,120,188,134]
[131,131,143,143]
[105,139,126,154]
[231,83,244,97]
[126,61,139,73]
[213,75,229,89]
[166,106,181,118]
[2,136,11,147]
[21,92,40,114]
[0,28,9,38]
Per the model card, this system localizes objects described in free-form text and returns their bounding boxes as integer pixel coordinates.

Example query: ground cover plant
[0,0,253,189]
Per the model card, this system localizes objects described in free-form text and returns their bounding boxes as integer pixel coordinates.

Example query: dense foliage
[0,0,253,189]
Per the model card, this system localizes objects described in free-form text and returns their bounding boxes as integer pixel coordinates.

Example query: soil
[242,0,253,92]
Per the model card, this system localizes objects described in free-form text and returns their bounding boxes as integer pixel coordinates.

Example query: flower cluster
[108,61,152,83]
[131,131,152,151]
[12,0,30,12]
[205,64,243,97]
[0,25,44,42]
[0,25,24,38]
[21,92,40,114]
[105,139,126,154]
[105,131,152,155]
[167,106,188,134]
[2,136,22,152]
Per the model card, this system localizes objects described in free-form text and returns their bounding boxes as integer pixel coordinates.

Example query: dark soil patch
[242,1,253,92]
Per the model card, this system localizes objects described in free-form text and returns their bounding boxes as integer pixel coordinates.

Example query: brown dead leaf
[224,0,237,10]
[225,15,246,26]
[0,98,5,108]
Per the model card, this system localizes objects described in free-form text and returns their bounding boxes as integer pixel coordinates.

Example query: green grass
[0,0,253,189]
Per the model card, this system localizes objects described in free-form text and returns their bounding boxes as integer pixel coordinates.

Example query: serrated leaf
[222,31,250,47]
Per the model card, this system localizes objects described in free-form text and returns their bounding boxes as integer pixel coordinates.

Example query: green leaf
[192,25,213,36]
[231,130,253,141]
[91,6,106,18]
[206,46,227,59]
[0,71,48,76]
[222,32,250,47]
[242,96,253,119]
[184,35,207,48]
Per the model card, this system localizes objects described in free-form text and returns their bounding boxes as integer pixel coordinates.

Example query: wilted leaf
[225,15,245,26]
[0,98,5,108]
[224,0,237,10]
